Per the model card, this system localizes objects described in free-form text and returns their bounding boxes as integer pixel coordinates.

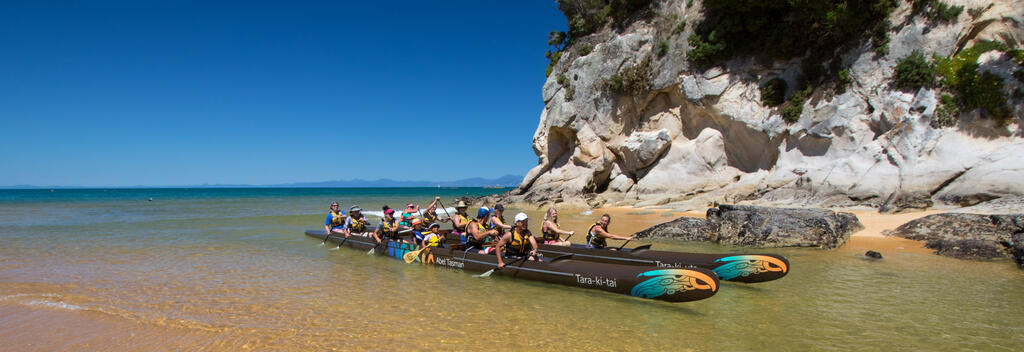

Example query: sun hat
[411,218,423,226]
[384,208,395,215]
[455,200,468,208]
[514,212,528,222]
[476,207,490,219]
[350,206,361,212]
[428,222,440,229]
[406,203,416,208]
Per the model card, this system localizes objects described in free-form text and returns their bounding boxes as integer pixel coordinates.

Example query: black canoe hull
[440,231,788,283]
[306,230,719,303]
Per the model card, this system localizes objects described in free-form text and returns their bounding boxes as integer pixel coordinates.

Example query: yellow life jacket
[379,218,398,238]
[454,213,469,232]
[423,211,437,224]
[329,211,346,228]
[467,220,488,246]
[349,217,367,232]
[587,222,607,248]
[541,221,559,241]
[506,229,532,256]
[423,231,442,247]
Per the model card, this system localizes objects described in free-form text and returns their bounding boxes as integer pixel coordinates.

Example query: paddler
[488,204,512,236]
[540,207,573,246]
[465,207,500,254]
[422,196,442,225]
[421,222,445,248]
[586,214,633,250]
[324,201,347,236]
[373,207,404,244]
[450,200,471,239]
[495,212,539,268]
[344,206,371,237]
[409,218,426,246]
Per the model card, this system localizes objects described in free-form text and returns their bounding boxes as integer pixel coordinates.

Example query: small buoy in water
[50,189,54,192]
[148,197,153,202]
[865,250,883,259]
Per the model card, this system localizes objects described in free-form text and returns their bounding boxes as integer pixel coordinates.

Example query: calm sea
[1,188,1022,351]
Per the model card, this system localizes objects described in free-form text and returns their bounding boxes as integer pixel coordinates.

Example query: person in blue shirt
[324,201,347,236]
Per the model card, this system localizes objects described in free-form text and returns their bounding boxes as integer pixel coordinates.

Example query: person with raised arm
[586,214,633,250]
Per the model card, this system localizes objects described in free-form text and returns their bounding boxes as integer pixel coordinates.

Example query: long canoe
[439,231,788,283]
[305,230,719,303]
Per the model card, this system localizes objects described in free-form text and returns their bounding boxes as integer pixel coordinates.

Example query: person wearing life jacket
[409,218,430,246]
[343,206,371,237]
[421,196,442,225]
[541,207,573,246]
[421,223,445,248]
[373,207,404,244]
[323,201,348,236]
[496,212,539,269]
[465,207,499,254]
[488,204,512,237]
[450,200,471,238]
[586,214,633,250]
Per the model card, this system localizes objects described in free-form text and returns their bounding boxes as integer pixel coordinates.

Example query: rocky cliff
[509,0,1024,212]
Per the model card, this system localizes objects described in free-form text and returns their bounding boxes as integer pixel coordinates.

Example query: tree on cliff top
[557,0,653,41]
[688,0,897,66]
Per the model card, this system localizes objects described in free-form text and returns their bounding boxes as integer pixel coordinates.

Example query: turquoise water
[1,188,1022,351]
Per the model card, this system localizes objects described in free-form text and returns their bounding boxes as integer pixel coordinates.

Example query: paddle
[403,246,426,264]
[474,255,529,278]
[437,199,455,228]
[616,238,632,250]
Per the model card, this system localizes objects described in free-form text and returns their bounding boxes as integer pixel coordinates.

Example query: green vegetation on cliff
[687,0,897,66]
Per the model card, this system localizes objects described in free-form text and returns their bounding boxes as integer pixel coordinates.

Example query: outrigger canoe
[305,230,719,303]
[438,231,789,283]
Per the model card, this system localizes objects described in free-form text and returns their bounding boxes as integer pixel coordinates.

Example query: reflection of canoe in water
[305,230,719,303]
[438,231,789,283]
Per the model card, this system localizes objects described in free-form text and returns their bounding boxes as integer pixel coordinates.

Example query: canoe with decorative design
[305,230,719,303]
[440,231,788,283]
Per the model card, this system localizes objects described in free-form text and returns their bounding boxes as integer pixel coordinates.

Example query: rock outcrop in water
[884,212,1024,266]
[635,204,864,249]
[506,0,1024,211]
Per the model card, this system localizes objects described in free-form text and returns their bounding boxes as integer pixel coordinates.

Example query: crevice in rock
[929,169,968,196]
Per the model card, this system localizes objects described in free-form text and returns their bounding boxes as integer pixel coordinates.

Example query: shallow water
[1,188,1022,351]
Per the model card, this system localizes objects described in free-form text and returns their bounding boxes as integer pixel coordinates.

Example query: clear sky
[0,1,567,187]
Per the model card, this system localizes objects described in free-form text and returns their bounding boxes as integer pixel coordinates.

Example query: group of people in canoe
[324,197,634,268]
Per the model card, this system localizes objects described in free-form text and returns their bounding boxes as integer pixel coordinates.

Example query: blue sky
[0,1,567,187]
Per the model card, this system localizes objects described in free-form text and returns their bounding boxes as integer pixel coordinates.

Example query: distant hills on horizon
[1,174,523,189]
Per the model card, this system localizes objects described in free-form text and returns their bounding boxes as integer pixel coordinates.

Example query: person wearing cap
[343,206,371,237]
[402,203,420,222]
[465,207,500,254]
[374,207,404,244]
[324,201,347,236]
[488,204,512,236]
[541,207,573,246]
[409,218,426,246]
[586,214,633,250]
[451,200,471,237]
[495,212,539,268]
[420,222,445,248]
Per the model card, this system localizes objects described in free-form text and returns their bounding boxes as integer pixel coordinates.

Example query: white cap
[514,212,528,222]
